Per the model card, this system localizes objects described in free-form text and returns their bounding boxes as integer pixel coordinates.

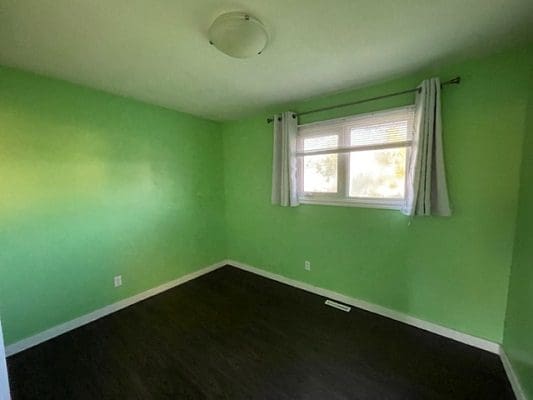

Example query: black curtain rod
[266,76,461,123]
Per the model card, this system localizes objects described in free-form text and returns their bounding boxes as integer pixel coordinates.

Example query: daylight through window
[296,106,415,209]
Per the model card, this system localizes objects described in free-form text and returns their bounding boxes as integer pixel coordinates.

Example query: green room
[0,1,532,399]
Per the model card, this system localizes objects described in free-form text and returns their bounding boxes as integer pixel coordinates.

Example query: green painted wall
[1,45,531,353]
[0,67,226,345]
[222,46,532,343]
[503,62,533,398]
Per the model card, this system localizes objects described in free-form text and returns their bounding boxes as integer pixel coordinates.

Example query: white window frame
[296,105,415,210]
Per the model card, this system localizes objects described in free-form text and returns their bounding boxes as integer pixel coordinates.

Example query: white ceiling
[1,0,532,120]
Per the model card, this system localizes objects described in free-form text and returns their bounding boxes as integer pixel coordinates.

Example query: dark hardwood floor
[7,266,514,399]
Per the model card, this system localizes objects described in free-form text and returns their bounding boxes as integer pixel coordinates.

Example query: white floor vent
[325,299,351,312]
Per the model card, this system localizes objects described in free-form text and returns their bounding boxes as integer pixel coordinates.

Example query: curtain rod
[266,76,461,123]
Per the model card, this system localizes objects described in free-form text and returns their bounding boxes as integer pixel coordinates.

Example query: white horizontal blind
[297,106,415,155]
[303,135,338,152]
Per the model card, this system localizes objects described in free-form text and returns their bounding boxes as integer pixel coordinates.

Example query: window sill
[298,197,403,210]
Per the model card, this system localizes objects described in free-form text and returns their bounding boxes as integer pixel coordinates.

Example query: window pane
[303,135,338,152]
[303,154,338,193]
[349,148,406,198]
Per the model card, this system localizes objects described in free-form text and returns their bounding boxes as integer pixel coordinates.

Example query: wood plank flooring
[7,266,515,399]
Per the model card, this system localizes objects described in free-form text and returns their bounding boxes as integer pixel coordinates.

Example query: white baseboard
[5,261,226,357]
[0,320,11,400]
[4,258,501,356]
[4,258,520,397]
[500,349,528,400]
[225,259,500,354]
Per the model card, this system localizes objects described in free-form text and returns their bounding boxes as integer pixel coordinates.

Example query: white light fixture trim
[208,12,268,59]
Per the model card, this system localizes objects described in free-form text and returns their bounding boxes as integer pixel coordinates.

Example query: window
[296,106,415,209]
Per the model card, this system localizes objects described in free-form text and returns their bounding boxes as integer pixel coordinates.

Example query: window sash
[298,196,405,210]
[296,106,414,207]
[298,143,409,198]
[296,140,412,157]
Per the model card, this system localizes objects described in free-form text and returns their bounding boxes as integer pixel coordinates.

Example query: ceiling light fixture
[208,12,268,59]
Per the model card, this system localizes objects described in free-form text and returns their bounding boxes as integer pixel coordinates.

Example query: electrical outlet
[304,261,311,271]
[114,275,122,287]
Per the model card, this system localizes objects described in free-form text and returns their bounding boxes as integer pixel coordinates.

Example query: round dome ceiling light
[208,12,268,59]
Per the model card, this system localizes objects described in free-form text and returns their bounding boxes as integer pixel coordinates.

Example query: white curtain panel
[271,111,299,207]
[403,78,452,217]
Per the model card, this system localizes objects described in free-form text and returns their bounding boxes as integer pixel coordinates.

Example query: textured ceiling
[1,0,532,120]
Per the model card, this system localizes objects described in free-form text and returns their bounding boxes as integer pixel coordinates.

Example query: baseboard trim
[4,258,517,397]
[500,349,527,400]
[225,259,500,354]
[5,259,501,356]
[0,320,11,400]
[5,261,226,357]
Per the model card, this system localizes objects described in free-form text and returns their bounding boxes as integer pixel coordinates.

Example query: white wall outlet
[114,275,122,287]
[304,261,311,271]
